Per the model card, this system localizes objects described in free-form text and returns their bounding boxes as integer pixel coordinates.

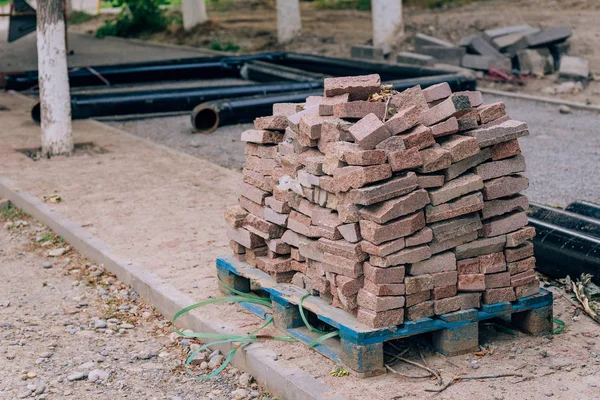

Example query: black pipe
[7,52,287,91]
[529,217,600,284]
[31,81,322,122]
[240,60,331,83]
[528,203,600,240]
[190,74,475,133]
[565,201,600,221]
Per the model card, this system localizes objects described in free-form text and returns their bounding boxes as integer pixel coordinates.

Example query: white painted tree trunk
[36,0,74,157]
[276,0,301,44]
[182,0,207,31]
[371,0,403,54]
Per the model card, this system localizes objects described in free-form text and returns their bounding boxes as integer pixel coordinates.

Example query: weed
[209,40,241,52]
[39,231,66,245]
[0,204,28,221]
[97,0,167,38]
[315,0,371,11]
[68,10,95,25]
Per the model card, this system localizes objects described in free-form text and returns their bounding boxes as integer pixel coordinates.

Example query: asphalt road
[108,93,600,208]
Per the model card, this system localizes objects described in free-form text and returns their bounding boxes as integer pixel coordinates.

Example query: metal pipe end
[31,101,41,124]
[191,103,220,134]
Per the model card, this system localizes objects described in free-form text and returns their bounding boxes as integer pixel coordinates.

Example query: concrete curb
[0,178,343,400]
[479,88,600,112]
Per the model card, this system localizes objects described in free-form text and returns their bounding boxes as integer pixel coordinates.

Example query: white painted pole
[182,0,207,31]
[371,0,403,54]
[36,0,74,157]
[276,0,301,44]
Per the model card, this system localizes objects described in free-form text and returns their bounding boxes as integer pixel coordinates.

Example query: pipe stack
[225,74,539,328]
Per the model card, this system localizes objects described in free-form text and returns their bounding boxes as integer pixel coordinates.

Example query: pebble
[17,390,32,399]
[231,389,249,400]
[35,384,46,395]
[48,248,67,257]
[120,323,134,329]
[209,350,221,360]
[26,371,37,379]
[238,372,252,388]
[94,319,108,329]
[67,372,86,381]
[6,353,16,360]
[200,361,209,370]
[79,361,95,370]
[88,369,109,383]
[559,105,572,114]
[208,355,224,369]
[43,262,53,269]
[470,360,479,369]
[40,352,53,359]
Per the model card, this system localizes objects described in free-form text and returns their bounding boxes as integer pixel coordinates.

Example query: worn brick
[457,111,479,132]
[409,251,456,275]
[485,272,511,288]
[290,247,305,262]
[264,207,289,226]
[241,129,284,144]
[288,105,318,133]
[479,252,507,273]
[423,82,452,103]
[225,205,248,228]
[254,115,288,131]
[432,270,458,287]
[320,164,392,193]
[457,258,480,274]
[507,256,536,275]
[421,95,472,126]
[240,182,270,205]
[511,269,536,287]
[433,285,458,300]
[336,275,364,296]
[405,275,434,295]
[430,117,459,138]
[333,101,387,120]
[370,245,432,268]
[454,91,484,107]
[430,213,482,242]
[243,170,275,193]
[245,143,279,159]
[481,194,529,220]
[299,113,326,140]
[388,147,423,172]
[364,262,405,284]
[406,290,432,307]
[338,223,361,243]
[418,144,452,173]
[348,113,391,149]
[385,105,421,134]
[458,292,481,310]
[444,147,491,181]
[376,136,406,153]
[514,279,540,298]
[483,287,516,304]
[361,237,405,257]
[482,174,529,201]
[465,119,529,148]
[280,229,306,248]
[458,274,486,291]
[425,192,484,223]
[491,139,521,161]
[360,210,425,245]
[342,145,387,166]
[399,124,435,150]
[506,227,536,248]
[434,296,462,315]
[475,154,526,181]
[429,231,478,255]
[227,227,265,249]
[477,102,507,124]
[428,173,483,206]
[405,227,433,247]
[417,174,444,189]
[363,279,406,296]
[481,210,528,238]
[455,235,506,259]
[439,135,480,162]
[273,102,303,117]
[357,307,404,328]
[360,189,430,224]
[406,301,434,320]
[238,196,265,219]
[390,85,429,115]
[266,238,291,255]
[324,74,381,100]
[319,93,350,116]
[317,238,367,261]
[357,289,405,312]
[230,240,246,254]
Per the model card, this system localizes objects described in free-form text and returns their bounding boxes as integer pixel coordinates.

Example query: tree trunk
[182,0,207,31]
[36,0,74,157]
[371,0,403,54]
[276,0,301,44]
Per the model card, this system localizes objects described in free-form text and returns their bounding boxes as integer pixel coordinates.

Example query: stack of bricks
[225,73,539,329]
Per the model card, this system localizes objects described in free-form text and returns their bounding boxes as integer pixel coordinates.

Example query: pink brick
[491,139,521,161]
[454,90,483,107]
[361,237,405,257]
[388,147,423,172]
[433,285,458,300]
[417,174,444,189]
[299,113,325,140]
[485,272,511,289]
[319,93,350,116]
[477,102,506,124]
[375,136,406,153]
[429,117,459,138]
[439,135,480,162]
[432,270,458,287]
[316,238,366,261]
[458,274,486,291]
[342,146,387,166]
[507,256,536,275]
[428,173,483,206]
[264,207,289,227]
[505,241,534,262]
[482,174,529,201]
[405,275,434,295]
[409,251,456,275]
[359,210,425,245]
[389,85,428,115]
[434,296,462,315]
[425,192,484,223]
[418,144,451,173]
[406,290,431,307]
[406,301,434,320]
[481,210,528,238]
[320,164,392,193]
[457,258,480,274]
[338,223,361,243]
[514,279,540,298]
[481,194,529,220]
[505,226,536,247]
[240,182,269,205]
[465,119,528,148]
[324,74,381,100]
[256,256,295,273]
[457,111,479,132]
[227,227,265,249]
[336,275,364,296]
[511,269,536,287]
[364,262,405,284]
[359,189,431,224]
[238,196,265,219]
[224,205,248,228]
[357,289,405,312]
[241,129,284,144]
[421,95,472,127]
[254,115,288,131]
[398,124,435,150]
[357,307,404,328]
[230,240,246,254]
[273,102,302,116]
[363,280,406,296]
[266,238,291,255]
[369,245,432,268]
[349,171,418,206]
[478,252,506,273]
[423,82,452,103]
[475,154,526,181]
[482,287,516,304]
[384,105,421,134]
[405,227,433,247]
[321,254,363,278]
[348,113,391,150]
[333,101,387,120]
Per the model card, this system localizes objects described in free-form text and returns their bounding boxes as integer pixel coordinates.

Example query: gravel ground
[108,93,600,207]
[0,207,271,400]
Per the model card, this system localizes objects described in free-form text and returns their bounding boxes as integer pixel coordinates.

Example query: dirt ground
[69,0,600,105]
[0,208,270,400]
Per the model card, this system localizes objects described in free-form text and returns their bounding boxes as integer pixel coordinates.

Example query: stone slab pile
[225,74,539,330]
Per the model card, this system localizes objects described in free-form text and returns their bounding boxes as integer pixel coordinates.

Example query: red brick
[465,119,528,148]
[421,95,472,127]
[338,223,361,243]
[342,146,387,166]
[319,93,350,116]
[398,124,435,150]
[506,227,536,248]
[409,251,456,275]
[425,192,484,223]
[384,105,420,134]
[349,172,418,205]
[225,205,248,228]
[458,274,486,291]
[432,270,458,287]
[434,296,462,315]
[254,115,288,131]
[364,262,405,284]
[360,189,430,224]
[481,211,528,238]
[406,290,431,307]
[361,237,405,257]
[317,238,367,261]
[444,147,491,181]
[359,211,425,245]
[273,102,303,116]
[324,74,381,100]
[299,113,326,140]
[454,91,483,107]
[481,194,528,220]
[244,213,286,239]
[320,164,392,193]
[405,227,433,247]
[511,269,536,287]
[423,82,452,103]
[266,238,291,255]
[505,241,534,262]
[241,129,284,144]
[357,307,404,328]
[417,174,444,189]
[429,213,482,243]
[363,279,406,296]
[230,240,246,254]
[507,256,536,275]
[418,144,452,173]
[457,111,479,132]
[321,254,363,278]
[477,102,506,124]
[475,154,526,181]
[514,279,540,298]
[430,117,459,138]
[357,289,405,311]
[227,227,265,249]
[439,135,480,162]
[482,174,529,201]
[370,245,432,268]
[482,287,516,304]
[428,173,483,206]
[333,101,387,120]
[238,196,265,219]
[458,292,481,309]
[406,301,434,320]
[491,139,521,161]
[433,285,458,300]
[389,85,428,115]
[336,275,364,296]
[485,272,511,289]
[405,275,434,295]
[388,147,423,172]
[477,253,505,276]
[348,113,391,149]
[457,258,480,274]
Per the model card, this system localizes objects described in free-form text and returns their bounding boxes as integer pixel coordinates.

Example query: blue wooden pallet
[216,255,553,376]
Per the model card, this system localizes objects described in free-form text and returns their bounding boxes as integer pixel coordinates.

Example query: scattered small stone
[40,352,52,359]
[470,360,479,369]
[231,389,249,400]
[26,371,37,379]
[43,262,53,269]
[79,361,95,370]
[17,390,32,399]
[67,372,86,381]
[35,384,46,395]
[238,372,252,388]
[48,248,67,257]
[559,105,572,114]
[6,353,16,360]
[209,350,221,360]
[94,319,108,329]
[200,361,209,370]
[88,369,109,383]
[544,392,554,397]
[120,323,134,329]
[208,355,224,369]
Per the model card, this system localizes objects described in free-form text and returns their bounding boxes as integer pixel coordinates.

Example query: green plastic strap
[217,276,265,300]
[553,317,566,334]
[308,330,339,348]
[299,293,339,347]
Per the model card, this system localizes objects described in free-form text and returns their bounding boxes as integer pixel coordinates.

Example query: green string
[553,317,566,334]
[299,293,339,348]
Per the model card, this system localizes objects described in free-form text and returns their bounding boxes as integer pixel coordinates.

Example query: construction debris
[225,74,540,329]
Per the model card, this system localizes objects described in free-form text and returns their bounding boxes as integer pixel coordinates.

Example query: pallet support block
[217,267,251,295]
[511,305,553,336]
[432,321,479,356]
[271,296,305,330]
[340,336,385,377]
